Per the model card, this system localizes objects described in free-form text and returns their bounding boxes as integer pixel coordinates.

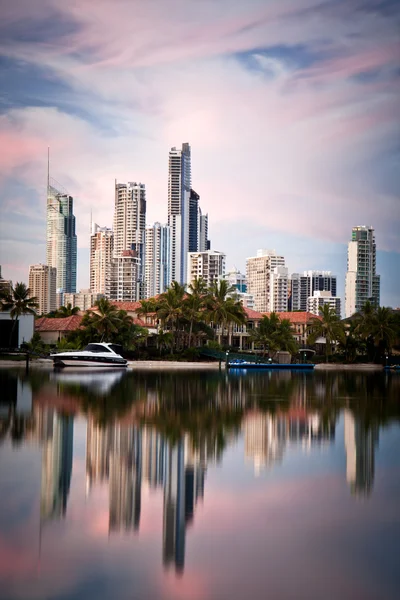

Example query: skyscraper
[112,181,146,300]
[246,250,286,313]
[187,250,225,289]
[168,143,191,284]
[90,223,113,295]
[145,222,171,298]
[188,189,199,253]
[199,212,209,251]
[28,264,57,315]
[345,226,380,318]
[290,271,337,312]
[46,179,77,297]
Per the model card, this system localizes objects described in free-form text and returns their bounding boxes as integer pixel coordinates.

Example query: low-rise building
[0,312,34,348]
[35,315,83,344]
[63,289,104,312]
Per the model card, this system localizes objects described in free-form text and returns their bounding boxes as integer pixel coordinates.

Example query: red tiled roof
[263,312,321,324]
[35,315,83,332]
[243,307,265,320]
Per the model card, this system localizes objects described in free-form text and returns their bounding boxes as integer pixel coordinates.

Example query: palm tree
[0,282,38,347]
[249,313,281,357]
[276,318,298,356]
[206,280,246,346]
[307,304,345,362]
[137,299,157,322]
[156,329,174,355]
[369,306,395,358]
[155,282,186,349]
[85,298,122,341]
[184,277,208,347]
[55,303,80,317]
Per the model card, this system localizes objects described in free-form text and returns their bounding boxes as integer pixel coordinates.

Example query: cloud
[0,0,399,301]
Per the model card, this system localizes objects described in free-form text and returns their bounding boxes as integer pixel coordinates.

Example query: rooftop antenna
[47,147,50,192]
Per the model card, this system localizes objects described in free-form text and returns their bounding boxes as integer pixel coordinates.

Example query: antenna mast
[47,147,50,192]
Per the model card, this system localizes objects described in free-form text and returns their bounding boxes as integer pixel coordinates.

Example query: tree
[249,314,297,358]
[206,280,246,345]
[369,306,395,358]
[184,277,208,347]
[156,329,174,355]
[155,281,186,349]
[0,282,38,347]
[83,298,123,342]
[55,303,80,317]
[307,305,345,362]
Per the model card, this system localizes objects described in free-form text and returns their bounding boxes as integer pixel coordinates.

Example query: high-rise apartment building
[246,250,286,313]
[307,291,341,318]
[145,223,171,298]
[290,271,337,312]
[199,212,209,251]
[189,189,200,253]
[225,267,247,292]
[113,181,146,299]
[345,226,380,318]
[28,264,57,315]
[90,224,113,295]
[168,143,191,284]
[187,250,225,289]
[0,266,12,297]
[269,266,289,312]
[46,179,77,295]
[107,250,140,302]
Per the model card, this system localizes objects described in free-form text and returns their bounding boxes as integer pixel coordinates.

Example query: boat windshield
[84,344,112,353]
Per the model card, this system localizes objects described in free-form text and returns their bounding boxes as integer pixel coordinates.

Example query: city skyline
[0,1,398,307]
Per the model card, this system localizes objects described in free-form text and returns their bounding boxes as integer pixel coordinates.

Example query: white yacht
[51,343,128,369]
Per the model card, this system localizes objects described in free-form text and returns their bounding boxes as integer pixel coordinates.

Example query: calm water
[0,368,399,600]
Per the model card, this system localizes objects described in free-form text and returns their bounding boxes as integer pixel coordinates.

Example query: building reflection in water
[344,409,379,496]
[34,405,74,520]
[0,369,393,574]
[243,411,335,475]
[86,416,206,573]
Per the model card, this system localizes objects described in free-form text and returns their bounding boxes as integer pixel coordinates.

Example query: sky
[0,0,399,307]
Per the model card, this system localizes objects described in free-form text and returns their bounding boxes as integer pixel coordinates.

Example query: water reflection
[0,368,399,585]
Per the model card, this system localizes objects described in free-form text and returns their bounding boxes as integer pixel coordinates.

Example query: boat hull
[53,357,127,368]
[228,363,315,370]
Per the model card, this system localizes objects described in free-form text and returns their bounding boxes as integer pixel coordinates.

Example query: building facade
[168,143,191,284]
[290,271,337,312]
[345,226,380,318]
[46,179,77,295]
[187,250,225,289]
[269,266,288,312]
[145,223,171,298]
[63,289,104,312]
[113,181,146,299]
[246,250,286,313]
[307,291,341,318]
[90,224,113,295]
[108,250,140,302]
[28,264,57,315]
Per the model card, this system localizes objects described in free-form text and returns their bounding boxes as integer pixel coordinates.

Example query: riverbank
[0,359,387,371]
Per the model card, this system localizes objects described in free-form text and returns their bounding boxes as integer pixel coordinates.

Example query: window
[84,344,111,353]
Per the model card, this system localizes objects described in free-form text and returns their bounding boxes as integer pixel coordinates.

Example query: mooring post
[25,352,29,374]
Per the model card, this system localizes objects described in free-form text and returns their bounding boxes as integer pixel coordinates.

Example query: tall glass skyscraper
[46,179,77,296]
[168,143,191,284]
